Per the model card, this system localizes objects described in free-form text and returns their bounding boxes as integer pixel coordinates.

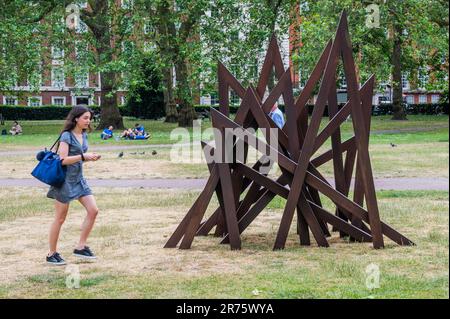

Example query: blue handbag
[31,135,67,187]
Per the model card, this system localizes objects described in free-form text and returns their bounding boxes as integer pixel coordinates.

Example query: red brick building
[0,1,128,108]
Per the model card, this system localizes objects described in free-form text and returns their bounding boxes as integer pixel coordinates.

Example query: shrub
[0,105,129,121]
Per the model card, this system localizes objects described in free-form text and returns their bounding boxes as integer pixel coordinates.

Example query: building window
[3,96,18,105]
[51,45,64,61]
[378,96,390,104]
[431,95,440,103]
[75,96,90,106]
[406,95,414,105]
[52,67,65,88]
[75,41,88,60]
[144,22,154,35]
[75,72,89,88]
[122,16,134,34]
[210,93,219,106]
[143,41,156,53]
[230,91,241,106]
[339,73,347,89]
[419,95,427,104]
[122,41,135,55]
[401,73,409,90]
[76,21,88,34]
[418,68,429,89]
[28,97,42,107]
[52,97,66,106]
[121,0,134,9]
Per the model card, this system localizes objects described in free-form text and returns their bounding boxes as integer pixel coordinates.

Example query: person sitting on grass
[132,123,150,139]
[133,123,145,136]
[9,121,22,136]
[100,126,114,140]
[120,128,136,140]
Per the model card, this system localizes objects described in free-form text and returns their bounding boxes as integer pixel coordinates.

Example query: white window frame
[3,96,18,106]
[418,67,429,89]
[143,41,156,53]
[406,95,414,105]
[75,72,90,88]
[52,96,66,106]
[76,20,88,34]
[121,95,127,106]
[419,95,427,104]
[51,45,64,63]
[431,94,440,103]
[230,91,241,106]
[401,73,410,90]
[52,67,65,88]
[28,96,43,107]
[121,0,134,9]
[74,96,91,106]
[144,21,153,35]
[210,93,219,106]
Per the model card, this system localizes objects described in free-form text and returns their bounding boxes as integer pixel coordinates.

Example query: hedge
[194,103,449,116]
[1,102,448,121]
[0,105,130,121]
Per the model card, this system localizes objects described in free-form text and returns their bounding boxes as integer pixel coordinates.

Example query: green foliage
[298,0,448,90]
[0,105,129,121]
[126,56,165,119]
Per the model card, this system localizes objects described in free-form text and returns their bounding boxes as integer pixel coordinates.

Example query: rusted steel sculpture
[165,11,414,251]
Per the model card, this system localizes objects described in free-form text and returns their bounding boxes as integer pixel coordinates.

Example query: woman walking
[46,106,101,265]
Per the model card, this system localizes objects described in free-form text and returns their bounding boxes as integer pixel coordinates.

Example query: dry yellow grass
[0,141,448,180]
[0,187,447,298]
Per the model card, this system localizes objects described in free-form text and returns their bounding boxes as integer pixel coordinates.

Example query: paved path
[0,177,447,191]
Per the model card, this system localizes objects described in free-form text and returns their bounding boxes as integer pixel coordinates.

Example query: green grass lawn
[0,115,448,150]
[0,115,448,179]
[0,188,447,298]
[0,117,184,148]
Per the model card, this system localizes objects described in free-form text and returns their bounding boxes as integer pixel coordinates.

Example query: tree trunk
[163,66,178,123]
[81,1,124,130]
[97,72,124,130]
[391,23,407,120]
[175,59,196,127]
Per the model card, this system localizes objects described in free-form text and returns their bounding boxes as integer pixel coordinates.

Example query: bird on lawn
[152,150,157,156]
[118,151,124,158]
[390,143,397,147]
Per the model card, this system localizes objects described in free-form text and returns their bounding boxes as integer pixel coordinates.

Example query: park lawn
[0,115,448,151]
[0,140,448,180]
[0,141,448,179]
[0,115,448,179]
[0,188,447,299]
[0,118,186,150]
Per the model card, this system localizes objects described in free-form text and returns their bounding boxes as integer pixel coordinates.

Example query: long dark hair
[62,106,94,133]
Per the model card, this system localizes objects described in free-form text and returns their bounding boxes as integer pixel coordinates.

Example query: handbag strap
[49,134,63,153]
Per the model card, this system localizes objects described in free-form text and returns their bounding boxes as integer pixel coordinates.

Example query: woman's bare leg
[76,195,99,249]
[49,201,69,255]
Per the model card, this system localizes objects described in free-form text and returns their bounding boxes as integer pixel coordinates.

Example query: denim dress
[47,131,92,203]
